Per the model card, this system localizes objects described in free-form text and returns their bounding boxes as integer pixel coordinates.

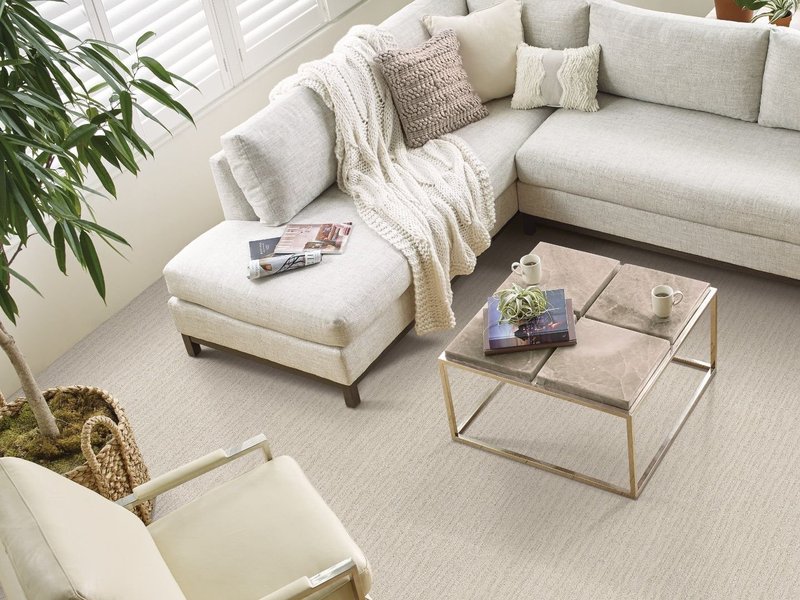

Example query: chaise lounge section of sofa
[163,0,800,407]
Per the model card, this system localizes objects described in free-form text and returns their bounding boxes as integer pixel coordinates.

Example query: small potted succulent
[735,0,797,25]
[494,284,551,325]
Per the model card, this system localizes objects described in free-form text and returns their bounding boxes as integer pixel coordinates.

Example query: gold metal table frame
[438,288,718,499]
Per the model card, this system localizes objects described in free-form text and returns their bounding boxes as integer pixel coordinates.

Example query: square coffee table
[439,243,717,498]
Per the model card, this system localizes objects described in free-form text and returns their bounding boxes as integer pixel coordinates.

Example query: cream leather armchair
[0,435,372,600]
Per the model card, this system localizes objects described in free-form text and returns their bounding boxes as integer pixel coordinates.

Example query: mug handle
[511,262,522,276]
[672,290,684,306]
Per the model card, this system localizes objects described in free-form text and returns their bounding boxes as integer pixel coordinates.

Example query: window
[36,0,364,140]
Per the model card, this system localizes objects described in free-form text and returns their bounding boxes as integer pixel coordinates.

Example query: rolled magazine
[247,251,322,280]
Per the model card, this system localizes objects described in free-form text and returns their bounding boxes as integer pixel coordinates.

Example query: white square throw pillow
[423,0,523,102]
[512,43,601,112]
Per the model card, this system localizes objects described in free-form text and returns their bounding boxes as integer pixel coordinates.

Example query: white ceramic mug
[512,253,542,285]
[651,285,684,318]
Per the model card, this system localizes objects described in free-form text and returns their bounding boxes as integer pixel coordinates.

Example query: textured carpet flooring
[20,218,800,599]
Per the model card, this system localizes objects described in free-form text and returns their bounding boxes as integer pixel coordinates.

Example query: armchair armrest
[258,559,364,600]
[117,434,272,508]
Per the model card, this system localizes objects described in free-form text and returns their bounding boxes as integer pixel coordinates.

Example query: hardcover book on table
[483,289,576,355]
[274,222,352,255]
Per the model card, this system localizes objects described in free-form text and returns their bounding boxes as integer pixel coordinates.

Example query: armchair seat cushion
[148,456,371,600]
[515,94,800,246]
[164,187,411,348]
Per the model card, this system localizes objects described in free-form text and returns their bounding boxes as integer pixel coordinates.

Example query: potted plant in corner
[0,0,194,522]
[715,0,753,22]
[735,0,797,25]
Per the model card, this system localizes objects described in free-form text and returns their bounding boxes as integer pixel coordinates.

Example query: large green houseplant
[0,0,193,503]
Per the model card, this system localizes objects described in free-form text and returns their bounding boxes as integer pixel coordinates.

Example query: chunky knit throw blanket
[271,26,495,334]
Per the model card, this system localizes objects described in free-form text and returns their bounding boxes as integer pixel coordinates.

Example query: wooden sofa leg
[522,214,537,235]
[342,384,361,408]
[182,335,201,357]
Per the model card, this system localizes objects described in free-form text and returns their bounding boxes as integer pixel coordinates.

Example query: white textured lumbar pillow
[511,43,601,112]
[423,0,523,102]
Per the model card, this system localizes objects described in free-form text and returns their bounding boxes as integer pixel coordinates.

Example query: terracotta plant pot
[773,14,793,26]
[0,386,153,523]
[714,0,753,21]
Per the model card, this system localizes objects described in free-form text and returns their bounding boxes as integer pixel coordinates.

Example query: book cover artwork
[484,289,575,354]
[249,237,280,260]
[274,223,352,255]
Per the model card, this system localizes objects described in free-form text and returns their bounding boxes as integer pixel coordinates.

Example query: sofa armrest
[258,559,362,600]
[117,434,272,508]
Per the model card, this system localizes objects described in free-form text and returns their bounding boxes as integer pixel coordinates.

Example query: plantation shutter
[101,0,226,134]
[325,0,363,19]
[231,0,326,77]
[35,0,101,91]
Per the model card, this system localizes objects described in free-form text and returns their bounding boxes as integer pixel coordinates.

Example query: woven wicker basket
[0,386,153,524]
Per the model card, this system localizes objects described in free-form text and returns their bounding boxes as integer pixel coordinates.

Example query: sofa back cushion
[589,0,769,122]
[209,151,258,221]
[0,457,186,600]
[759,28,800,132]
[221,87,336,225]
[468,0,590,50]
[380,0,467,48]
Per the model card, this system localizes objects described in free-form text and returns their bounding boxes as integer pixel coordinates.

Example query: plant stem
[0,320,59,438]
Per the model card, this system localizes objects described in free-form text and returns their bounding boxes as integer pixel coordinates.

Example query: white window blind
[231,0,325,78]
[34,0,365,143]
[102,0,225,135]
[35,1,99,92]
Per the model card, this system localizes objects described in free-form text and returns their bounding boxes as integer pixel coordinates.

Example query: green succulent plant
[494,284,550,324]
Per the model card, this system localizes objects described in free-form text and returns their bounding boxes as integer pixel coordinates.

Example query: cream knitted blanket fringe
[271,26,495,335]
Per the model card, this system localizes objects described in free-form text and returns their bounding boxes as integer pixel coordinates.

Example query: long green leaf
[79,231,105,299]
[53,222,66,274]
[0,264,41,296]
[135,31,156,48]
[0,283,19,323]
[118,89,132,128]
[85,151,115,196]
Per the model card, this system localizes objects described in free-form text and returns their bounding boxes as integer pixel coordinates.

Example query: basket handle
[80,415,133,499]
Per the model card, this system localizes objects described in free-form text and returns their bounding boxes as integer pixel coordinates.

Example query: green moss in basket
[494,284,551,324]
[0,389,116,474]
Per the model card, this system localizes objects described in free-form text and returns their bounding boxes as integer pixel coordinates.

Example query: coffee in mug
[511,253,542,285]
[651,285,684,318]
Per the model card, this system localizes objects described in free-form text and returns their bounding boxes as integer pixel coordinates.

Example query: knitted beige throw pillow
[375,30,488,148]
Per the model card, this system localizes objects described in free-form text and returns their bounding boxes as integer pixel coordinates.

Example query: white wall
[622,0,711,16]
[2,0,411,396]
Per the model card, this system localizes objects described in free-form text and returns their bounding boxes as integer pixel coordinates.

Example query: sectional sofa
[164,0,800,407]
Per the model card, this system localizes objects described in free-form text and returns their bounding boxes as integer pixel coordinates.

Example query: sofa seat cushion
[515,94,800,246]
[453,97,554,195]
[164,187,411,348]
[149,456,371,600]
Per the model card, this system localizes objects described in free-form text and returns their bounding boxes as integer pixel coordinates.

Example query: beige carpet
[19,218,800,599]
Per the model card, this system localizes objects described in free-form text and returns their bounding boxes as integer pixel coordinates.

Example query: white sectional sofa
[164,0,800,407]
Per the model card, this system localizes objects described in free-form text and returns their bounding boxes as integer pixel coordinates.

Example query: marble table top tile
[498,242,619,317]
[534,319,671,410]
[585,264,710,344]
[445,308,552,382]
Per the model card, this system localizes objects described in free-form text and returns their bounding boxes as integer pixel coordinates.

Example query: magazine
[274,222,352,255]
